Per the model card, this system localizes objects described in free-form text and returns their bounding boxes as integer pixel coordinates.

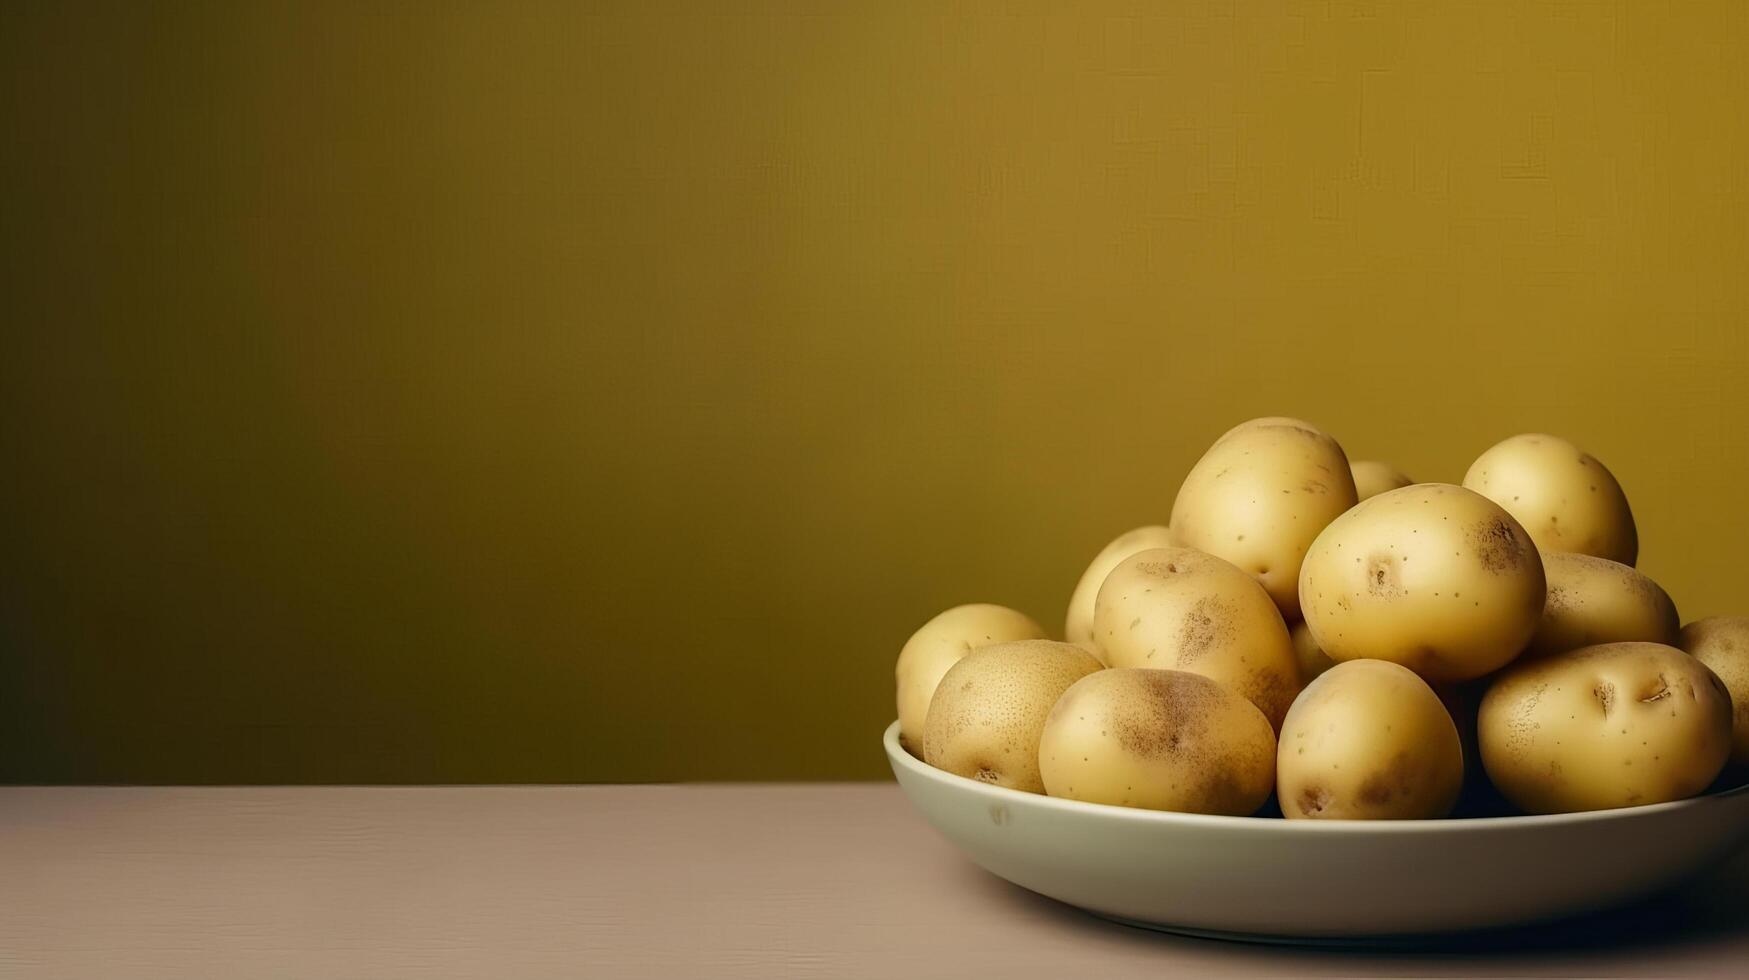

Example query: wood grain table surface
[2,783,1747,978]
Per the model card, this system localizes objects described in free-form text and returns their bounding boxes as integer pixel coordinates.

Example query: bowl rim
[883,719,1749,834]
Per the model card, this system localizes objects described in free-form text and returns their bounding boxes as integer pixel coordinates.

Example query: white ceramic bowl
[884,720,1749,940]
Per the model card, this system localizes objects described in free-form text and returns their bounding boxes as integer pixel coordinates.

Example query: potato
[920,640,1103,792]
[1479,642,1732,813]
[1170,418,1358,620]
[1277,660,1464,819]
[1093,546,1299,729]
[1289,620,1337,683]
[1678,617,1749,765]
[1298,484,1545,683]
[1462,433,1638,565]
[1350,460,1413,502]
[1215,415,1322,444]
[895,604,1046,751]
[1529,552,1679,658]
[1039,668,1275,815]
[1064,525,1174,650]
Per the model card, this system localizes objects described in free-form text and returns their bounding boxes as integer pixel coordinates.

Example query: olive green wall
[2,1,1747,783]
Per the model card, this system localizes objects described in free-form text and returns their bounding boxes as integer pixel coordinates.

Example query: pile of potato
[895,418,1749,819]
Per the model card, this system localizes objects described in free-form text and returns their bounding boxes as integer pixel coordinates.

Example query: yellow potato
[1299,484,1545,683]
[1479,642,1732,814]
[1350,460,1413,502]
[1040,668,1275,815]
[1215,415,1322,444]
[1462,433,1638,565]
[1064,525,1174,650]
[895,604,1046,751]
[1277,660,1464,819]
[1529,552,1679,658]
[1678,617,1749,766]
[1171,418,1358,619]
[1093,546,1299,729]
[921,640,1103,792]
[1289,620,1336,683]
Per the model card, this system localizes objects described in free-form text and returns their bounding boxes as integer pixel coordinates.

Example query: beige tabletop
[2,784,1746,978]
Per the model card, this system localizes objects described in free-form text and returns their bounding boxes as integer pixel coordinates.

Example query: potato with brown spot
[1528,553,1679,658]
[1094,546,1299,729]
[1039,668,1276,815]
[895,604,1046,751]
[1678,617,1749,765]
[1350,460,1414,502]
[1170,417,1358,620]
[1298,484,1546,683]
[1479,642,1732,814]
[1064,525,1174,651]
[1462,433,1638,565]
[1277,660,1463,820]
[920,640,1102,793]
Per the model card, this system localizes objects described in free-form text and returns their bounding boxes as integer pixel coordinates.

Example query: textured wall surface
[2,1,1747,782]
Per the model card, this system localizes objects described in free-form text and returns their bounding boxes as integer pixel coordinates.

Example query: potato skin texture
[895,604,1046,751]
[1215,415,1322,444]
[1479,642,1732,814]
[1064,525,1174,650]
[1462,433,1638,566]
[1678,617,1749,765]
[1170,418,1358,620]
[1529,553,1679,658]
[1277,660,1464,820]
[1093,547,1299,729]
[1299,484,1546,683]
[1040,668,1275,815]
[920,640,1103,793]
[1350,460,1414,502]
